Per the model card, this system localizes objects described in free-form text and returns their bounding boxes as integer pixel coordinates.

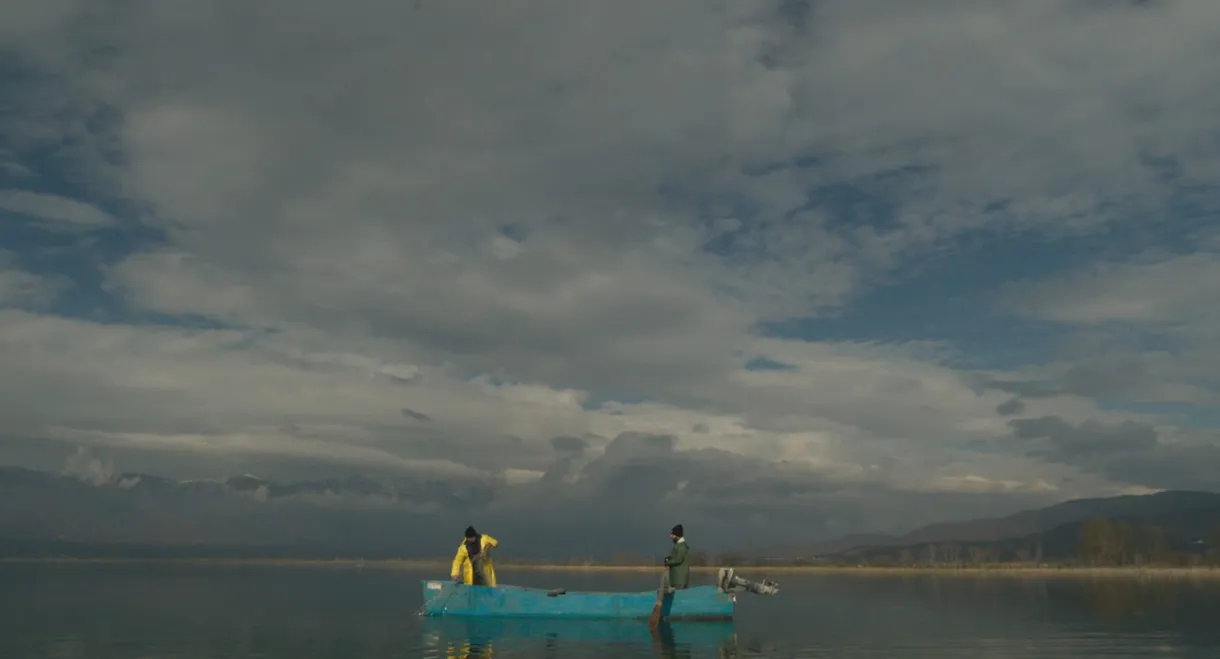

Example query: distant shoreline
[3,557,1218,578]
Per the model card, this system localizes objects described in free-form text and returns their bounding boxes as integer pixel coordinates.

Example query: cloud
[0,151,33,178]
[1010,415,1159,459]
[1004,249,1220,329]
[549,437,589,456]
[399,407,431,422]
[996,398,1026,416]
[0,308,1120,528]
[0,190,114,226]
[1006,415,1220,492]
[0,253,69,308]
[61,446,116,486]
[0,268,60,307]
[0,0,1218,547]
[26,1,1220,322]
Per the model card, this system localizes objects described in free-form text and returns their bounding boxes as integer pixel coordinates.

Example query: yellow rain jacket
[451,534,498,586]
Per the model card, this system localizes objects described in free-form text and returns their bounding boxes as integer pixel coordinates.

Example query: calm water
[3,564,1220,658]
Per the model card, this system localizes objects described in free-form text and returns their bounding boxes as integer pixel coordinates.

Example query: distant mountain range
[0,465,477,559]
[3,464,1219,564]
[0,464,668,560]
[813,490,1220,563]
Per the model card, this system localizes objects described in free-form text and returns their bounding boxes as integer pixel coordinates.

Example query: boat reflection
[420,616,738,658]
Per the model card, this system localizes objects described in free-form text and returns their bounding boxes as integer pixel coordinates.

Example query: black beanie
[671,524,683,537]
[465,526,478,539]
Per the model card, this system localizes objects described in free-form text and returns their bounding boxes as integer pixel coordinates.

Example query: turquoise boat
[418,567,778,621]
[419,581,733,620]
[420,616,738,647]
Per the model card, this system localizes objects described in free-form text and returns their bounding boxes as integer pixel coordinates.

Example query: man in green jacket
[664,524,690,589]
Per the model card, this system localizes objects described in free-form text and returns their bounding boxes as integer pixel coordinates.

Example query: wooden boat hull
[419,580,735,620]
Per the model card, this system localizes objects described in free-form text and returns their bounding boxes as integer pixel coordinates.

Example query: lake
[3,564,1220,657]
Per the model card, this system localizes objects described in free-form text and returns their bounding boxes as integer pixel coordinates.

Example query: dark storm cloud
[1008,415,1220,491]
[549,436,589,455]
[976,377,1060,399]
[995,397,1025,416]
[979,356,1214,408]
[1010,415,1158,458]
[1099,444,1220,493]
[978,373,1135,402]
[1060,358,1156,398]
[399,407,431,421]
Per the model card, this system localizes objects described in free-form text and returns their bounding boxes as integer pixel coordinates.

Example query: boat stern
[663,585,735,621]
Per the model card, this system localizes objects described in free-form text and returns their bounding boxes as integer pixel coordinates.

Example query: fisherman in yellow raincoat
[451,526,498,586]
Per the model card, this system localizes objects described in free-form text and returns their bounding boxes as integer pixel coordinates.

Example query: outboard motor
[716,567,779,596]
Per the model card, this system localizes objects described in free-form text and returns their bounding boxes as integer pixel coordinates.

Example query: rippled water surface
[3,564,1220,658]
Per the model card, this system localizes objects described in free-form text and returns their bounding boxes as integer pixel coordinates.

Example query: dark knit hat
[671,524,683,537]
[465,526,478,539]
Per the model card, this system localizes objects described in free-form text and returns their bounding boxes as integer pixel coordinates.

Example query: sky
[1,0,1219,549]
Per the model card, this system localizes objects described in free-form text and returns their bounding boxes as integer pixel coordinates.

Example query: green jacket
[665,538,690,589]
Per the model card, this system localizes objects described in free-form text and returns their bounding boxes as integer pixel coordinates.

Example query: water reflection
[1076,577,1183,622]
[420,617,738,658]
[5,565,1220,658]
